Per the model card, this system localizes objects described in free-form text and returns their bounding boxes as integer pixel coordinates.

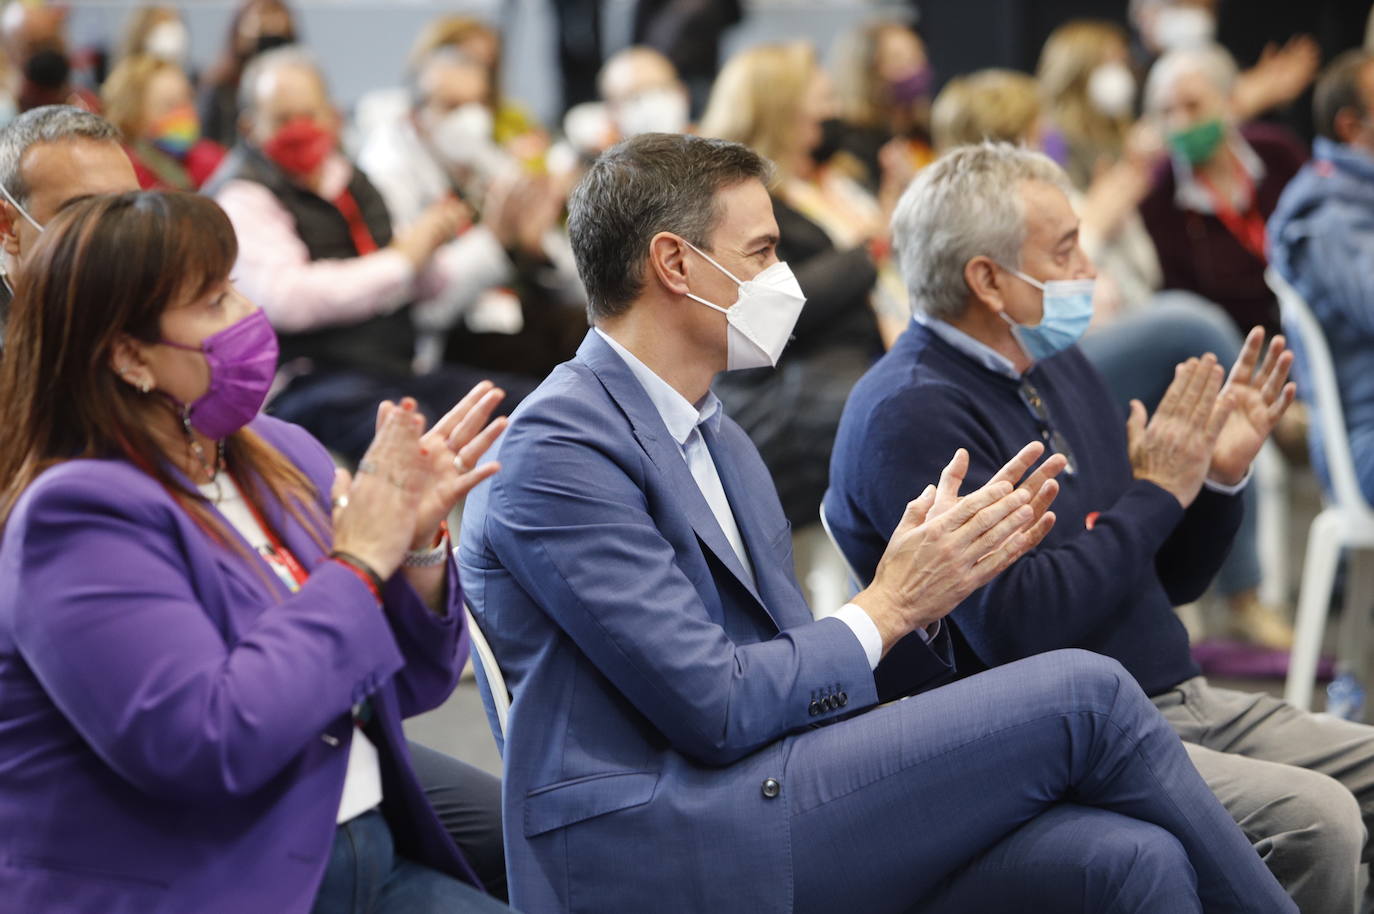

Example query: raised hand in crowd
[1208,327,1297,486]
[483,171,566,258]
[1233,34,1321,122]
[856,443,1063,655]
[1127,354,1232,509]
[392,195,470,269]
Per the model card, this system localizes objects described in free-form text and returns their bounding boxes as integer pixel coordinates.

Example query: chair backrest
[1265,266,1372,514]
[463,600,510,738]
[819,496,870,591]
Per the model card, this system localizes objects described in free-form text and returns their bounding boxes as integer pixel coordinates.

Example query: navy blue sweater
[825,321,1242,697]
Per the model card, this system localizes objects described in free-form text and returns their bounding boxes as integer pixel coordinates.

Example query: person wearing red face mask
[205,45,536,464]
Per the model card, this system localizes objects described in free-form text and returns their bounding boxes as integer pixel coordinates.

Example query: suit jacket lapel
[701,422,796,632]
[576,333,770,613]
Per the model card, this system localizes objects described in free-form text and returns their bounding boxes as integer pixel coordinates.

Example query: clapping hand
[1127,355,1232,508]
[1207,328,1296,487]
[330,401,431,579]
[857,443,1062,654]
[411,381,508,549]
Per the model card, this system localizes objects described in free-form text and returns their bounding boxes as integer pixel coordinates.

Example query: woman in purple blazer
[0,191,514,914]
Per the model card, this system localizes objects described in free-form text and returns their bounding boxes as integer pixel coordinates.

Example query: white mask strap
[999,263,1045,292]
[683,238,744,286]
[0,181,42,232]
[685,291,729,315]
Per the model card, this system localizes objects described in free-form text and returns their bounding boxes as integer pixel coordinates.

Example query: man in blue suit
[458,132,1292,914]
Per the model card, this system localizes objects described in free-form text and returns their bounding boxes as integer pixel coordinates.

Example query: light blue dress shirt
[594,328,886,668]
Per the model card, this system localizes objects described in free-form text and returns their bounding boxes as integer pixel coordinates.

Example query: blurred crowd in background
[3,0,1373,651]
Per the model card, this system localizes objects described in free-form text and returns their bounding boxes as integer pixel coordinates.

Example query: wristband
[329,551,385,603]
[403,521,450,568]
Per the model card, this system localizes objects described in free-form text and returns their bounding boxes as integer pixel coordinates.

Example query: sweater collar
[911,312,1022,380]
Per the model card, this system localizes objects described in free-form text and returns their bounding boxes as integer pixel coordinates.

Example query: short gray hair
[1144,44,1239,112]
[0,105,119,206]
[891,141,1070,321]
[238,44,328,119]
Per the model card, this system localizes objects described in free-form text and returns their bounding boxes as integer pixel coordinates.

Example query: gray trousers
[1153,677,1374,914]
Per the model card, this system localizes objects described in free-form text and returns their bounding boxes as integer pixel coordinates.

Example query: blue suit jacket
[0,415,479,913]
[459,332,954,913]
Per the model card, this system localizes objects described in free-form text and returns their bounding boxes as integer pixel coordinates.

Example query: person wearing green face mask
[1138,43,1308,340]
[1168,115,1225,166]
[1137,43,1309,648]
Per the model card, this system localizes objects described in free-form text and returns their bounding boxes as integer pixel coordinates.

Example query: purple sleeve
[10,471,407,802]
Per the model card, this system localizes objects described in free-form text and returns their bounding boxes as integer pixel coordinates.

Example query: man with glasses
[826,141,1374,914]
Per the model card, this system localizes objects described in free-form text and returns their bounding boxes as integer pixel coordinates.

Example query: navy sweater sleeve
[1155,485,1244,605]
[856,381,1189,667]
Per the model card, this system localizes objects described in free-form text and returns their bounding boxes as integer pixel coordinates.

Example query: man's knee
[1095,822,1199,914]
[1036,648,1136,710]
[1252,767,1364,871]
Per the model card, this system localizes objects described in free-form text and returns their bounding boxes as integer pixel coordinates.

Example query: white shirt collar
[595,328,722,445]
[913,312,1022,379]
[1173,131,1266,214]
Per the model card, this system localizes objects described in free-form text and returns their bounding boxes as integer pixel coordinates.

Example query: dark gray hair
[1315,49,1374,142]
[0,105,120,206]
[891,141,1071,321]
[567,132,773,322]
[238,44,327,120]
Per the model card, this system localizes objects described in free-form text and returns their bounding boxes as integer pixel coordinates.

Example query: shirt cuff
[833,602,883,670]
[1204,467,1252,496]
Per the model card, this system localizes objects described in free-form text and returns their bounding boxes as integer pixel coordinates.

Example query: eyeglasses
[1019,378,1077,475]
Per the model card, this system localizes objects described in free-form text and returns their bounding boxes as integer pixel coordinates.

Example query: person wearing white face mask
[459,128,1301,914]
[357,45,585,382]
[597,45,691,141]
[825,142,1374,914]
[116,6,190,67]
[1129,0,1320,123]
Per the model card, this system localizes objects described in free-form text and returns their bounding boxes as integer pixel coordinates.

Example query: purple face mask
[160,308,279,439]
[888,65,934,106]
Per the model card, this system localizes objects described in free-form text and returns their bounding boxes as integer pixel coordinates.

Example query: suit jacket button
[762,778,781,799]
[837,691,848,707]
[808,700,820,716]
[821,695,834,712]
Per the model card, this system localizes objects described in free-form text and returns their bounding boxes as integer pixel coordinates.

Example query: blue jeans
[1080,292,1260,596]
[310,809,511,914]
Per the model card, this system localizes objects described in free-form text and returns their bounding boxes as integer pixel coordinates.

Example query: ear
[646,231,691,297]
[1334,107,1363,145]
[964,255,1007,315]
[0,201,18,258]
[108,334,157,393]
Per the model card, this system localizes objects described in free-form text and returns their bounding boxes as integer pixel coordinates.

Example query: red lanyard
[332,188,380,256]
[232,472,310,589]
[1197,169,1267,262]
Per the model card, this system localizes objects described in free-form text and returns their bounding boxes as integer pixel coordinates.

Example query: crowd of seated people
[2,1,1374,912]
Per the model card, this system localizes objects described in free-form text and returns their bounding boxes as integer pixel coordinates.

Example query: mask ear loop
[0,181,44,232]
[682,238,745,286]
[0,181,41,298]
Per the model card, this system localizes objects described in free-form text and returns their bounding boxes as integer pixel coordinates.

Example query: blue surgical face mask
[997,265,1094,361]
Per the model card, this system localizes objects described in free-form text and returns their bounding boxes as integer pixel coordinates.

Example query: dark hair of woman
[0,191,323,554]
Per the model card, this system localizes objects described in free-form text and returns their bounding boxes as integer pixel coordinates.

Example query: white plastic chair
[1265,267,1374,710]
[819,500,869,591]
[463,600,510,738]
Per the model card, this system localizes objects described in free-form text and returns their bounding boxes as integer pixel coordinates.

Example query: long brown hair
[0,191,326,556]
